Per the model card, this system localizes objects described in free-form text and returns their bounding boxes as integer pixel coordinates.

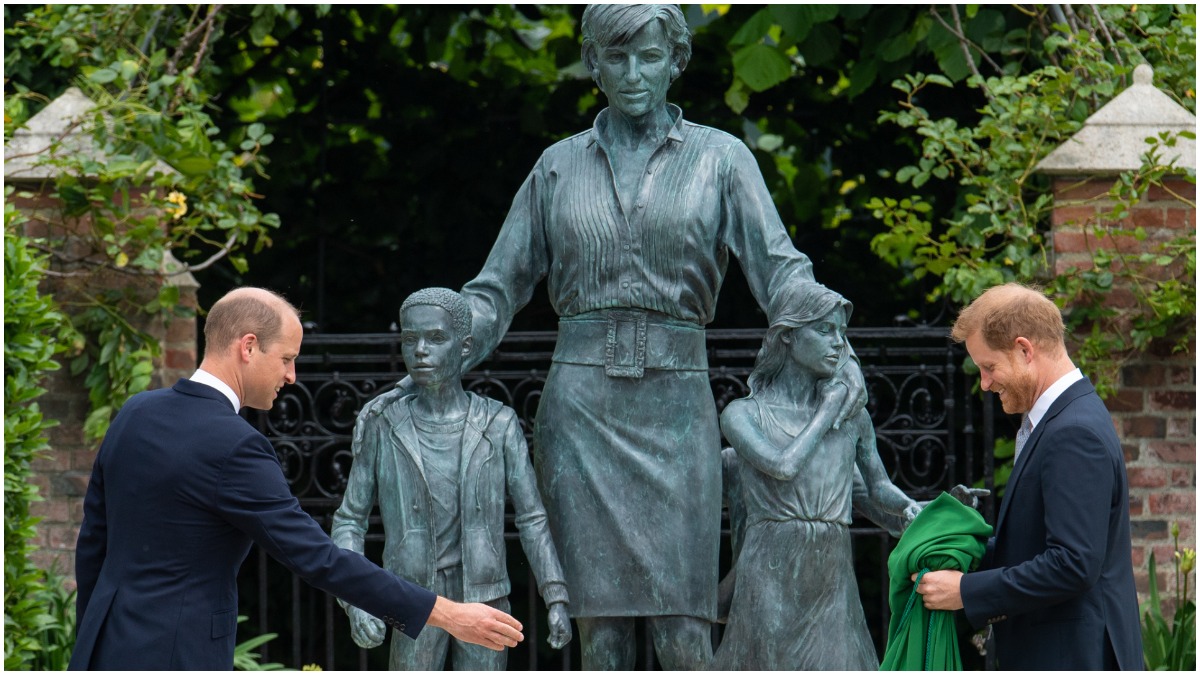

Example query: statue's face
[595,19,673,119]
[400,304,468,388]
[788,306,847,378]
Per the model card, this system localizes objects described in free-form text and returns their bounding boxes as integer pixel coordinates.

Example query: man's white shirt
[190,368,241,412]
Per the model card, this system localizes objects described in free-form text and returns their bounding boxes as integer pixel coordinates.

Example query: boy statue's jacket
[332,392,568,606]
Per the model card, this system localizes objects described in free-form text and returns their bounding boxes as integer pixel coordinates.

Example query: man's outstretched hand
[426,597,524,651]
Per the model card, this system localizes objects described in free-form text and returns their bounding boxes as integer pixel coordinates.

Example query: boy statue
[332,287,571,669]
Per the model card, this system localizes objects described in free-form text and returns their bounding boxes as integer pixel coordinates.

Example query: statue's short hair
[400,287,472,338]
[950,282,1066,355]
[581,4,692,81]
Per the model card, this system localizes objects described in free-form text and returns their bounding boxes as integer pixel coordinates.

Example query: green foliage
[866,4,1195,395]
[28,567,76,671]
[870,65,1064,305]
[3,565,77,671]
[5,4,281,439]
[1142,525,1197,670]
[233,615,287,671]
[3,195,80,670]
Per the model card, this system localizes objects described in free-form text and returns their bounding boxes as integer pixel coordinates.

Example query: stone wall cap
[4,86,179,181]
[1037,65,1196,175]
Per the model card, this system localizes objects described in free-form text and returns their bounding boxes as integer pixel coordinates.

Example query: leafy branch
[5,4,282,439]
[867,4,1194,396]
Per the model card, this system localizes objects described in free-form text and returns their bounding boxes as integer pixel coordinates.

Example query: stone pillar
[5,87,199,581]
[1037,65,1196,613]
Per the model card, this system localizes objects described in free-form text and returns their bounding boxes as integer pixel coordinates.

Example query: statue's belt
[553,309,708,378]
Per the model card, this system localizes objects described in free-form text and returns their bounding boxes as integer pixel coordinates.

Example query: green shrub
[233,616,287,671]
[28,567,76,671]
[1142,524,1197,670]
[3,197,81,670]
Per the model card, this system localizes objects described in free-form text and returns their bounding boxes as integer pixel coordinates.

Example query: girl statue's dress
[711,280,917,670]
[712,403,882,670]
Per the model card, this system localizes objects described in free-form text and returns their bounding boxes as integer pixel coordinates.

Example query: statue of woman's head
[580,4,691,87]
[748,277,853,395]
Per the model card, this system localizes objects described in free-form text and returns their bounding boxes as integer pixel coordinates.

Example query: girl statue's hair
[747,277,852,395]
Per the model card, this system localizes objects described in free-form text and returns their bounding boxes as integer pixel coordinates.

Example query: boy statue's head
[398,287,473,387]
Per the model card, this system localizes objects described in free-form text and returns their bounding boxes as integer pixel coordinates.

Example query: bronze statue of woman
[367,4,869,668]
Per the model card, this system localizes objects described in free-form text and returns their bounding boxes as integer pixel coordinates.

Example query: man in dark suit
[70,287,523,670]
[915,283,1143,670]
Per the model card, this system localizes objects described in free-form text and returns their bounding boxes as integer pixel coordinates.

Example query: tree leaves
[872,5,1195,395]
[766,5,838,44]
[732,43,791,92]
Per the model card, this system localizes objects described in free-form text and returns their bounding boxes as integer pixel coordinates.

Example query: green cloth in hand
[880,492,993,671]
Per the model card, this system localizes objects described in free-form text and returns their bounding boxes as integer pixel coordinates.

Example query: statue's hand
[833,359,868,429]
[817,377,850,412]
[547,603,572,650]
[902,501,923,528]
[950,484,990,510]
[347,605,386,649]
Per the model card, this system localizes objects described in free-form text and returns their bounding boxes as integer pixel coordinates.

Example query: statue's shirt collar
[588,104,685,152]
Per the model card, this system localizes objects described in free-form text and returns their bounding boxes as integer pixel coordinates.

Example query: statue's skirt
[533,361,721,619]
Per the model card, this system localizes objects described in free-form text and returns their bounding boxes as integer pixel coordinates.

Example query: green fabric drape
[880,492,994,671]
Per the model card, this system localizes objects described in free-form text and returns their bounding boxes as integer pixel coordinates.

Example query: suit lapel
[994,378,1096,533]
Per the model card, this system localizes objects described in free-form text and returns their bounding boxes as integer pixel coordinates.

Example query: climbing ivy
[3,196,81,670]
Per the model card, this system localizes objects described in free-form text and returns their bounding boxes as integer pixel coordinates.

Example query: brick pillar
[1049,174,1196,613]
[10,188,199,583]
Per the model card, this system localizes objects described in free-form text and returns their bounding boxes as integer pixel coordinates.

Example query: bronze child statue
[713,278,920,670]
[332,288,571,669]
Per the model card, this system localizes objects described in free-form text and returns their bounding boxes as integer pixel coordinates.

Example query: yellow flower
[165,191,188,221]
[1178,548,1196,575]
[301,664,323,671]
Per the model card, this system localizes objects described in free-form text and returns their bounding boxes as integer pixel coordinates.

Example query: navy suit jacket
[960,378,1143,670]
[70,379,437,670]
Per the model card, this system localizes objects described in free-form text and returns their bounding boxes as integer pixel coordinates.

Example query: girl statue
[712,279,921,670]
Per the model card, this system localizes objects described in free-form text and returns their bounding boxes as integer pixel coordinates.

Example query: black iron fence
[239,327,1001,670]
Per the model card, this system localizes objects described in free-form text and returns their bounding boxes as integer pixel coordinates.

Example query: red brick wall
[1050,176,1197,613]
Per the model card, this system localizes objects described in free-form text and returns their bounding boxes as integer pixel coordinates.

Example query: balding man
[915,283,1142,669]
[70,287,523,670]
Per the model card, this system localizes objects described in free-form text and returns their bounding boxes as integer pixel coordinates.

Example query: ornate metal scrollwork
[247,328,975,502]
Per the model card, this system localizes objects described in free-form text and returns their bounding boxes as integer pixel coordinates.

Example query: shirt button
[636,202,645,209]
[623,244,630,251]
[621,282,629,288]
